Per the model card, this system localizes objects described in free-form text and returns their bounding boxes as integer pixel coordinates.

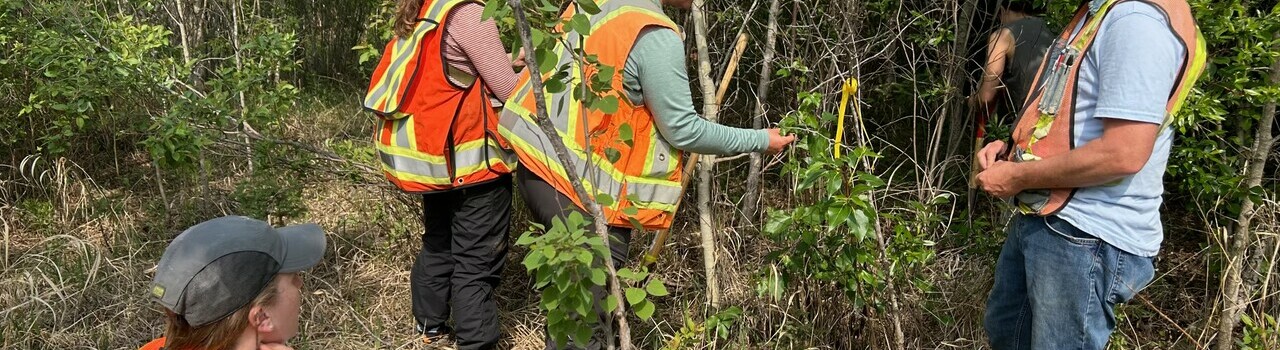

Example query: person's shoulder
[1104,1,1171,26]
[635,27,683,51]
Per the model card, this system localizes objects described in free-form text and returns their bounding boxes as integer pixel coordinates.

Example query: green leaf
[535,266,554,287]
[524,249,546,271]
[542,287,561,309]
[857,173,886,187]
[574,324,593,345]
[545,78,567,94]
[616,268,637,280]
[574,295,590,317]
[567,14,591,35]
[634,299,655,320]
[625,287,646,305]
[604,295,619,313]
[619,207,640,219]
[555,271,572,292]
[515,232,538,246]
[619,123,633,147]
[537,47,558,74]
[481,0,503,20]
[605,148,622,163]
[577,0,603,14]
[626,216,644,231]
[851,210,871,240]
[592,96,620,114]
[645,278,669,297]
[825,205,851,232]
[594,193,615,206]
[763,211,793,235]
[590,269,606,286]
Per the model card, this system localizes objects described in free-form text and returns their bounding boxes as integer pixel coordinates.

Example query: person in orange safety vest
[364,0,524,348]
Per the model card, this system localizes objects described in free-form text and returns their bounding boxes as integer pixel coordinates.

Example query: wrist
[1008,161,1031,190]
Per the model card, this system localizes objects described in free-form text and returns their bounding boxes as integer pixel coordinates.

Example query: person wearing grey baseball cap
[139,216,326,350]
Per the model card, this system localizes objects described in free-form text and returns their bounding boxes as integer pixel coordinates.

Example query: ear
[249,305,275,333]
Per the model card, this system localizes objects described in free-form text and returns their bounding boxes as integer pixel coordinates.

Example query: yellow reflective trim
[623,176,678,187]
[509,111,633,183]
[630,201,677,212]
[386,121,400,148]
[641,126,656,176]
[381,158,513,186]
[365,0,463,112]
[498,122,615,207]
[566,63,585,148]
[1071,0,1117,50]
[377,138,494,164]
[403,116,418,151]
[381,166,450,185]
[590,6,677,32]
[378,143,446,163]
[1168,33,1208,121]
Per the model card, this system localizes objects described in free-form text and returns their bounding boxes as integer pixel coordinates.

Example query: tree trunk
[1215,39,1280,350]
[743,0,783,224]
[505,2,632,349]
[690,0,722,309]
[231,0,253,173]
[931,0,980,193]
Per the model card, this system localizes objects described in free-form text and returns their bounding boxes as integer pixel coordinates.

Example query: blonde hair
[163,280,280,350]
[394,0,425,38]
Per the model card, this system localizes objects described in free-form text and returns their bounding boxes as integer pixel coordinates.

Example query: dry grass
[1,99,1275,350]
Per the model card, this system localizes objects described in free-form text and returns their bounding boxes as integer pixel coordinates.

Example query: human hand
[976,160,1023,199]
[765,129,796,154]
[976,140,1008,171]
[512,48,526,69]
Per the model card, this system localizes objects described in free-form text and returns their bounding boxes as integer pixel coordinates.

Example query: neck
[231,327,260,350]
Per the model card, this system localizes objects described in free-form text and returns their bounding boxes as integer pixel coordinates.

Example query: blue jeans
[984,215,1155,350]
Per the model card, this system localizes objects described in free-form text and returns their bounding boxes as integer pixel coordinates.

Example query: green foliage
[764,91,936,310]
[516,211,670,347]
[230,170,307,223]
[1168,0,1280,218]
[1240,313,1280,350]
[6,2,177,154]
[17,199,57,234]
[3,0,302,174]
[660,306,743,350]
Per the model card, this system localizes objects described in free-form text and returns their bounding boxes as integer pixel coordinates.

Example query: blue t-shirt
[1056,0,1185,257]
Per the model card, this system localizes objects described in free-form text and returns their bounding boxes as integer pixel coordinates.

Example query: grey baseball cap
[150,216,326,327]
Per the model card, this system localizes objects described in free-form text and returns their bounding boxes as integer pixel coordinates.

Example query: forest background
[1,0,1278,349]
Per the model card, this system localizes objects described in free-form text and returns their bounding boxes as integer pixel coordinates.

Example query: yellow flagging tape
[834,77,859,158]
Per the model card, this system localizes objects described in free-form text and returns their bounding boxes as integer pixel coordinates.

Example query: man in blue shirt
[974,0,1186,348]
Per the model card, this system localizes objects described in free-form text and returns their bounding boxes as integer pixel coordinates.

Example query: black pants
[412,175,512,350]
[515,167,632,350]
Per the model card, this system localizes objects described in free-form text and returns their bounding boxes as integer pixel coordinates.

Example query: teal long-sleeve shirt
[621,27,770,155]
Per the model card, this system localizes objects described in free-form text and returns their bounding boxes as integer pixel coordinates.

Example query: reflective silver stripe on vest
[393,118,412,148]
[626,181,681,206]
[379,140,513,183]
[499,112,626,200]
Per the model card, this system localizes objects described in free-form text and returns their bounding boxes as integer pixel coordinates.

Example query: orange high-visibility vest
[498,0,684,230]
[1008,0,1206,215]
[364,0,515,193]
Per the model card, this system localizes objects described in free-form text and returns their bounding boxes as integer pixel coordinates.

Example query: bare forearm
[1012,140,1139,190]
[977,78,1001,104]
